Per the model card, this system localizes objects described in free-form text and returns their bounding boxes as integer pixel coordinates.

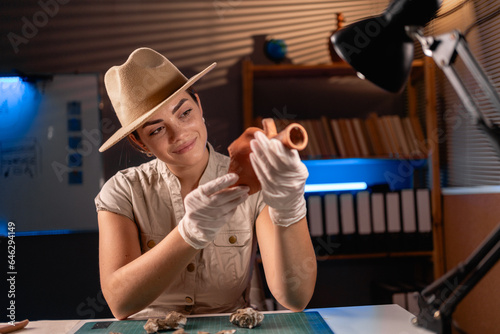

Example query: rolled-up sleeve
[94,173,134,222]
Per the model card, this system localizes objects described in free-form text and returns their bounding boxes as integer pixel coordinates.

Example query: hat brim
[99,62,217,152]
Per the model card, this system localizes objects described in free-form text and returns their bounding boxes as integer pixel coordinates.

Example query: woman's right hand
[178,173,249,249]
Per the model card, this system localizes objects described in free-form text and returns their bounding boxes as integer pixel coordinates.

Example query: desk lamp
[330,0,500,333]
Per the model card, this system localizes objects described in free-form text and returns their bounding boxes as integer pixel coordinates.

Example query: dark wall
[1,232,113,321]
[1,232,432,321]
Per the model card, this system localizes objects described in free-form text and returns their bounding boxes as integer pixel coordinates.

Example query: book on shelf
[356,191,372,235]
[393,291,407,310]
[386,192,401,233]
[381,116,400,156]
[301,119,322,159]
[371,280,425,316]
[401,189,417,233]
[267,113,426,160]
[311,118,332,158]
[371,192,386,234]
[305,188,433,254]
[352,118,371,157]
[344,118,362,157]
[390,115,411,156]
[374,114,396,156]
[336,119,354,157]
[339,193,356,235]
[329,118,348,158]
[307,195,324,237]
[320,116,338,158]
[324,193,340,235]
[364,114,387,156]
[407,291,420,316]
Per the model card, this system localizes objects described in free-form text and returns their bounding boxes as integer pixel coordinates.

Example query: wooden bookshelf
[242,58,425,130]
[315,250,434,262]
[257,250,433,263]
[271,115,428,160]
[241,58,443,278]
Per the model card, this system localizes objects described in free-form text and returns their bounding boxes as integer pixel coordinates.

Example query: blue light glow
[15,229,79,236]
[0,76,39,140]
[0,224,94,237]
[0,221,7,237]
[0,76,21,84]
[305,182,367,193]
[303,158,427,191]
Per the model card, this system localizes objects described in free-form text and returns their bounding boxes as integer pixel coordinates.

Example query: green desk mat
[75,311,333,334]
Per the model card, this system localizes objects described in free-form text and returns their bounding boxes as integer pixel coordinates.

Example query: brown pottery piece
[228,118,308,194]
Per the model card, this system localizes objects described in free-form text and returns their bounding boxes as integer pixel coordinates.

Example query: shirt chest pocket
[213,230,252,247]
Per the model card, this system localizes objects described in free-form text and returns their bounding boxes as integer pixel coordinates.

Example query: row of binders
[272,113,427,160]
[306,188,433,253]
[371,280,425,316]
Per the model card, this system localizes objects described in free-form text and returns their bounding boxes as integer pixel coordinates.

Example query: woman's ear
[129,133,148,152]
[128,132,154,157]
[194,93,203,116]
[129,132,141,146]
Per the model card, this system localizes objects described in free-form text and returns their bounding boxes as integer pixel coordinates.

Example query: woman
[95,47,317,320]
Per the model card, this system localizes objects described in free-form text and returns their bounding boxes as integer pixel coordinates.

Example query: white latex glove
[178,173,249,249]
[249,130,309,227]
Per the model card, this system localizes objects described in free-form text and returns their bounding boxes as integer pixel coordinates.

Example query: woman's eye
[150,127,164,136]
[180,108,192,118]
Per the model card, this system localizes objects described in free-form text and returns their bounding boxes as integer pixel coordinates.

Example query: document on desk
[74,311,334,333]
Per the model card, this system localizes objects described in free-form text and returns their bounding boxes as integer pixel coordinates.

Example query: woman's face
[134,91,208,170]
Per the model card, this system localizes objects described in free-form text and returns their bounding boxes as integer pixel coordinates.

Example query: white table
[313,304,434,334]
[4,304,434,334]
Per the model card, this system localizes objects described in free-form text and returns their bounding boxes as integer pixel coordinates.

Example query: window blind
[1,0,390,90]
[427,0,500,187]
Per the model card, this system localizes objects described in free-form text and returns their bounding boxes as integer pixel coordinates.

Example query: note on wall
[0,74,103,233]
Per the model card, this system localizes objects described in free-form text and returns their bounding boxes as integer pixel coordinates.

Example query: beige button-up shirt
[95,143,265,317]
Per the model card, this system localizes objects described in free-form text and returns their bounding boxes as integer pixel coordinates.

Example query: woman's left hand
[250,130,308,227]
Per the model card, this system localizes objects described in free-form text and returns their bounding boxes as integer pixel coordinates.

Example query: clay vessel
[228,118,308,195]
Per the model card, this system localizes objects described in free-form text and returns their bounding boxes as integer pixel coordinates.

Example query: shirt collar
[199,142,221,186]
[157,142,219,187]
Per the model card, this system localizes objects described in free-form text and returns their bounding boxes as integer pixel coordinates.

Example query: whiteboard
[0,74,103,233]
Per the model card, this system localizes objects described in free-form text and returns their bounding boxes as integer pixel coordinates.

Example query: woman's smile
[173,137,197,154]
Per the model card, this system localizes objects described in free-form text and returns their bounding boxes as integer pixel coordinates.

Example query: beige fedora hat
[99,47,216,152]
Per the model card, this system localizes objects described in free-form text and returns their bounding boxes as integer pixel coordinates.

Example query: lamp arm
[420,219,500,300]
[413,223,500,334]
[438,224,500,318]
[414,29,500,149]
[408,28,500,334]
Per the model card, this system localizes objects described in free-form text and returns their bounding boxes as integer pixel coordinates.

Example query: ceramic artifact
[228,118,308,194]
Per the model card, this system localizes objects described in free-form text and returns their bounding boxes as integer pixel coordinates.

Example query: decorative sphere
[264,39,288,62]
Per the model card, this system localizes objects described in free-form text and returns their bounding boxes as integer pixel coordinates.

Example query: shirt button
[184,305,193,312]
[186,263,195,272]
[228,235,237,244]
[147,240,156,248]
[185,296,193,304]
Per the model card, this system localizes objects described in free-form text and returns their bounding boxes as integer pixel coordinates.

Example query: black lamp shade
[331,0,441,93]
